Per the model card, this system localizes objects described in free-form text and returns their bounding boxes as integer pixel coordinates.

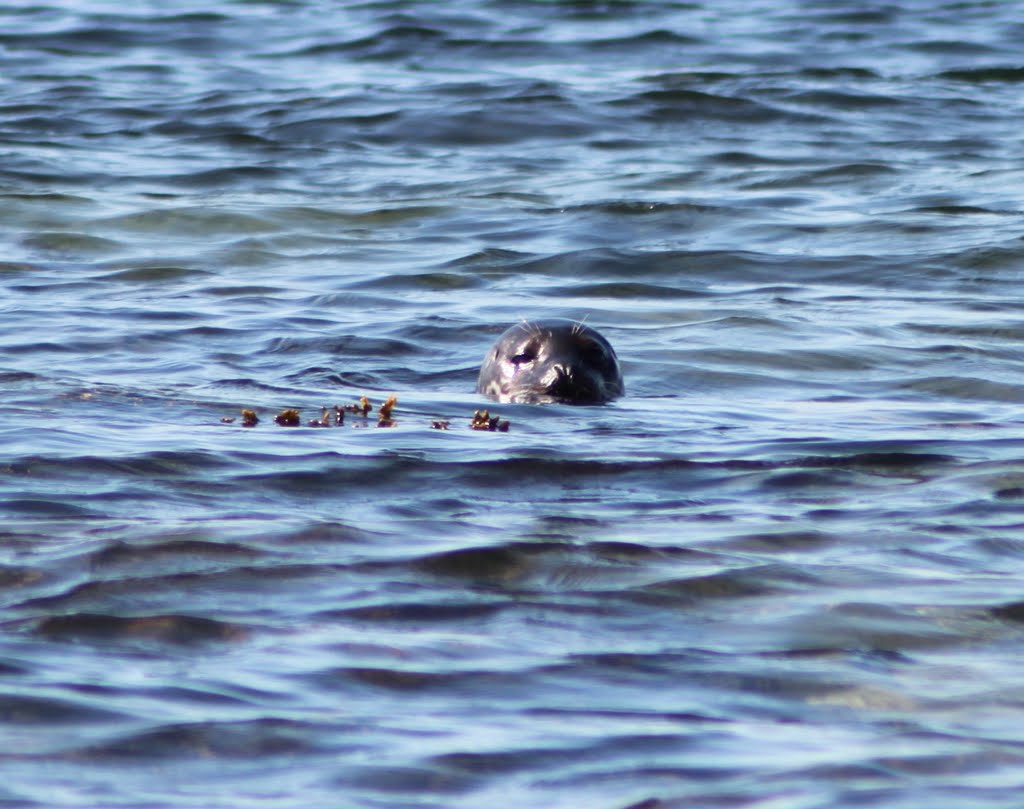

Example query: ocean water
[3,2,1024,807]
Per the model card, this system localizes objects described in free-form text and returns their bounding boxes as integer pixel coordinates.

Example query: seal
[477,319,624,404]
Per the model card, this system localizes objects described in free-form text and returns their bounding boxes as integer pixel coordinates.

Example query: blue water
[3,2,1024,807]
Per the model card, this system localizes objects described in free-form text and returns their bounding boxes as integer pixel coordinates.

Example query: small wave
[21,231,124,257]
[93,265,211,283]
[938,66,1024,83]
[0,693,124,725]
[613,87,798,124]
[32,613,248,645]
[98,208,277,237]
[72,718,316,761]
[328,601,506,623]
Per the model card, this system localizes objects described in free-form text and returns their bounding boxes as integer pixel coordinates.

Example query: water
[3,1,1024,807]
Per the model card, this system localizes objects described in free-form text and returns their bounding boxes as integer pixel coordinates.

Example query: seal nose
[548,363,588,399]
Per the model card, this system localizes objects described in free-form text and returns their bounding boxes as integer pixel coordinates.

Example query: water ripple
[3,1,1024,807]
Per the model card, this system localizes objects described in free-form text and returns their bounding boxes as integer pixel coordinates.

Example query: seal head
[477,320,624,404]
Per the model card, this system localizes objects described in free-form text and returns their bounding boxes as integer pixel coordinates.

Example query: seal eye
[510,341,539,366]
[512,342,544,366]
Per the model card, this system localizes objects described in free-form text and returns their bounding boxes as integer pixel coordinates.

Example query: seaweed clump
[224,396,510,432]
[220,409,260,427]
[307,406,346,428]
[470,409,510,432]
[377,395,398,428]
[274,409,301,427]
[340,396,372,417]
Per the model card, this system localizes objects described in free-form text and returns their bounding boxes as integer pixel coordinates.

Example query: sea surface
[3,2,1024,807]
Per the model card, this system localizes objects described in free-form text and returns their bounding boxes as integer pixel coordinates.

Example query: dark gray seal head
[477,319,624,404]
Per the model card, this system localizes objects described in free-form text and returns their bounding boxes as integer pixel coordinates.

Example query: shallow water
[3,2,1024,807]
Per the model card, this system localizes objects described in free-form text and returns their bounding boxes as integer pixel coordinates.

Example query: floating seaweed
[274,408,301,427]
[470,409,510,432]
[223,397,508,432]
[307,408,330,428]
[307,406,346,427]
[377,395,398,427]
[335,396,372,417]
[222,409,262,427]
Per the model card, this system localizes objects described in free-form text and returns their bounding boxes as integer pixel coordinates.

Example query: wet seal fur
[477,319,624,404]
